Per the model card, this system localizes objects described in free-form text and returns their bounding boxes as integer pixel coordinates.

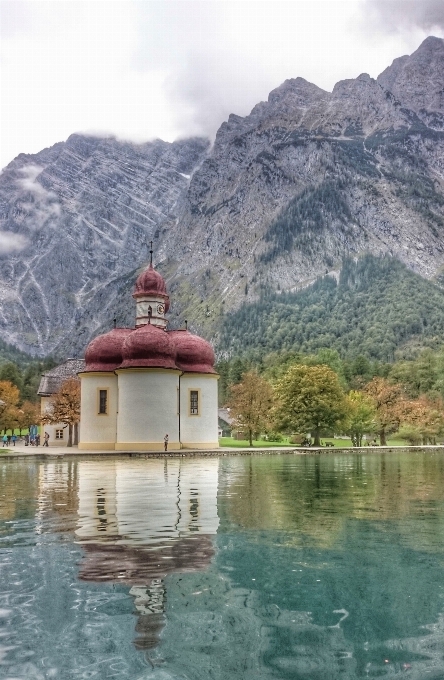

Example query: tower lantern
[132,248,170,329]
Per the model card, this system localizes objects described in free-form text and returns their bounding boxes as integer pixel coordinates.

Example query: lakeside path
[1,444,444,459]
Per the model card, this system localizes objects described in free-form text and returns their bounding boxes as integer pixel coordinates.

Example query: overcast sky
[1,0,444,170]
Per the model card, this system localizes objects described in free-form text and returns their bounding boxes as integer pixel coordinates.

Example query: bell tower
[132,243,170,329]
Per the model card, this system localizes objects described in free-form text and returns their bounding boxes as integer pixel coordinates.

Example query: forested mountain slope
[1,37,444,358]
[218,255,444,362]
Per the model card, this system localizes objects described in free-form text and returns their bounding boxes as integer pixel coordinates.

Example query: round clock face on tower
[157,303,165,315]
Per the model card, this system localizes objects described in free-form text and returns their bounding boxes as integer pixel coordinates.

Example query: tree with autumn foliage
[345,390,376,447]
[400,394,444,445]
[47,378,80,447]
[227,370,273,446]
[364,377,404,445]
[15,401,41,435]
[274,364,347,446]
[0,380,20,433]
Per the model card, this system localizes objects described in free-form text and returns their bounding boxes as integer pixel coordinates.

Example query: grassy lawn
[321,437,411,447]
[3,428,35,436]
[219,437,294,448]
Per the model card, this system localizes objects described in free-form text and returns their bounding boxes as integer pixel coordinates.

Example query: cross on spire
[149,240,153,267]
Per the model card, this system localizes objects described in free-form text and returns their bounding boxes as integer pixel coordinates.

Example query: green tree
[216,359,231,406]
[345,390,376,447]
[274,364,347,446]
[262,351,305,381]
[398,424,423,446]
[227,370,273,446]
[0,363,23,395]
[21,358,57,403]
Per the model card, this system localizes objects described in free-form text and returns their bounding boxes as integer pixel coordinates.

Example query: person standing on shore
[164,434,169,452]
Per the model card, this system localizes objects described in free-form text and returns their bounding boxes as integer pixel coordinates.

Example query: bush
[289,433,306,445]
[265,431,283,442]
[398,425,422,446]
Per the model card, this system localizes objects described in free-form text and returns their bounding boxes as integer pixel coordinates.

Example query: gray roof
[38,359,85,396]
[218,408,233,426]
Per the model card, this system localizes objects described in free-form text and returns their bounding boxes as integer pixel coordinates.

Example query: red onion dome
[84,328,133,372]
[120,323,177,369]
[170,330,216,374]
[133,264,170,312]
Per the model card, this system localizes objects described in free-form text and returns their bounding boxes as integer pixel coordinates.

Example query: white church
[75,256,219,451]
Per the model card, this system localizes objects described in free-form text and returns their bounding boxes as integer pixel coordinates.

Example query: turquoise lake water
[1,452,444,679]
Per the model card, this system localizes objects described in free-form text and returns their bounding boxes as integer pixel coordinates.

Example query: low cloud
[364,0,444,32]
[17,164,49,199]
[0,231,28,255]
[3,1,443,169]
[135,1,367,141]
[16,165,61,228]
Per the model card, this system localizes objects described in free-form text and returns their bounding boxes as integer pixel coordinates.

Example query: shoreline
[0,444,443,460]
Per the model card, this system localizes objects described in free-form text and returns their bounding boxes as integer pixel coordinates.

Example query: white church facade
[77,258,219,451]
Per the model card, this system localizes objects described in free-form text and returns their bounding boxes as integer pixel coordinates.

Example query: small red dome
[133,264,170,312]
[120,324,177,369]
[170,330,216,374]
[84,328,133,372]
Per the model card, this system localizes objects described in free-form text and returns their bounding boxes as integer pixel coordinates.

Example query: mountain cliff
[0,136,209,355]
[1,36,444,358]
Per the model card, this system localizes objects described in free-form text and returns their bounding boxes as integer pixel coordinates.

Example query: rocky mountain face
[0,136,209,355]
[1,36,444,358]
[377,36,444,120]
[170,36,444,304]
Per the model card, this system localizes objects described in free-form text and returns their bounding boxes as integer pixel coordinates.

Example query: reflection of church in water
[73,458,219,650]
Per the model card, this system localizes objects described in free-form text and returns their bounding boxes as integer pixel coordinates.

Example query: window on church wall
[98,389,108,415]
[55,429,64,440]
[189,389,200,416]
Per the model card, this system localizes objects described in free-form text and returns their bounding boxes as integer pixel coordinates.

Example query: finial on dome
[185,319,188,331]
[113,316,117,329]
[149,240,153,267]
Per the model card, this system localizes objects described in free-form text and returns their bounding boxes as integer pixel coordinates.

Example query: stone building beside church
[77,258,219,451]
